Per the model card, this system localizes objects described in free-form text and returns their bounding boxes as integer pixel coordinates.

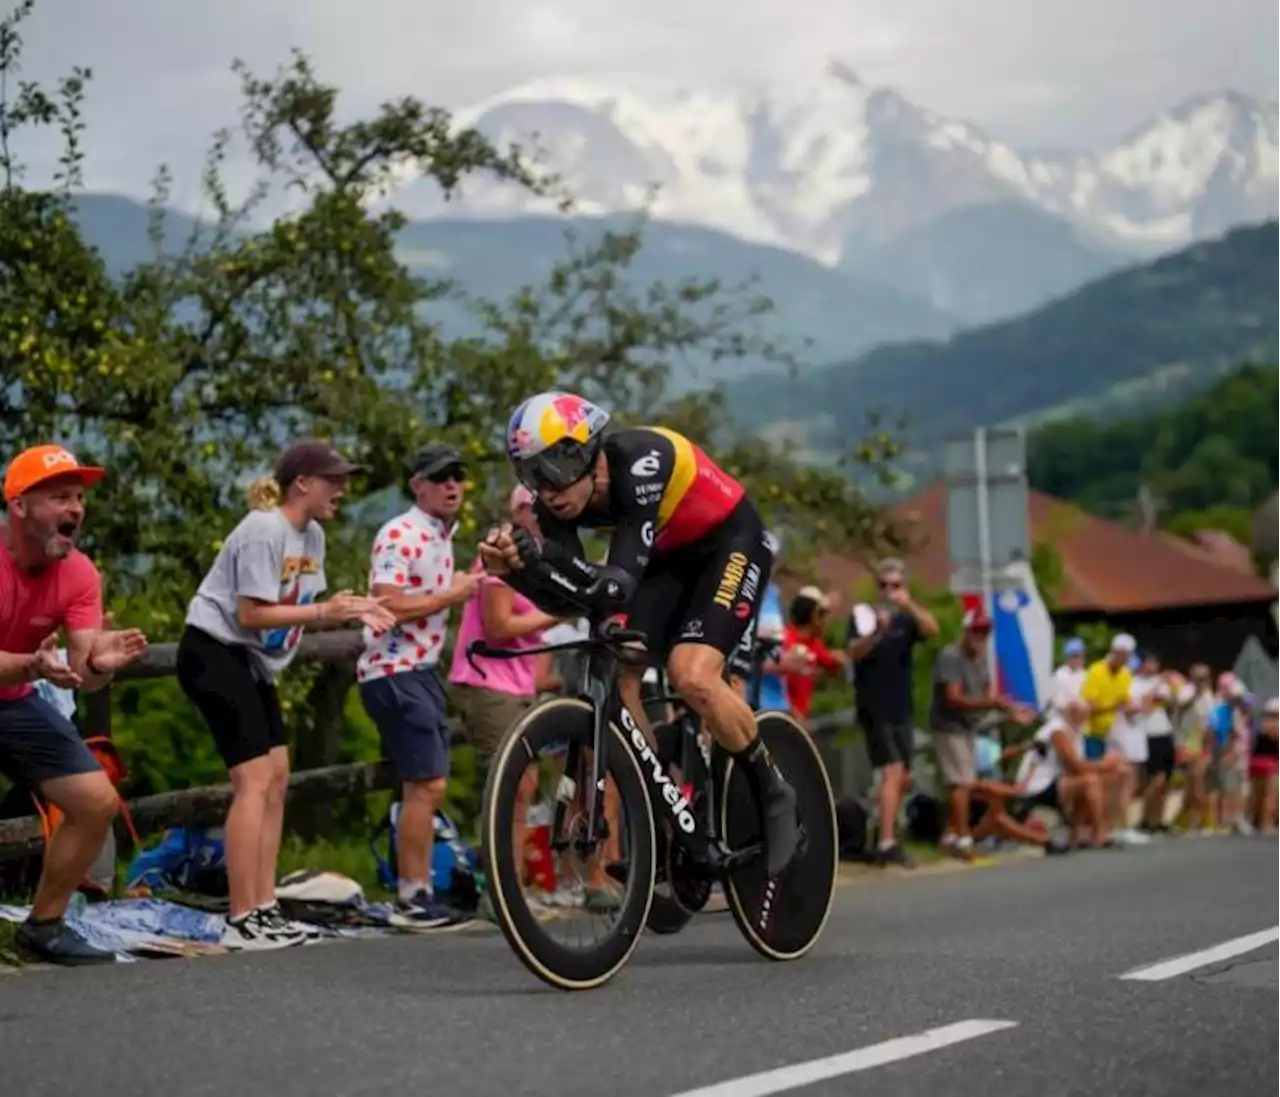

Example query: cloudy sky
[10,0,1278,202]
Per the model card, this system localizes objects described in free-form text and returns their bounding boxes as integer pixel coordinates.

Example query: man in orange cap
[1,444,149,964]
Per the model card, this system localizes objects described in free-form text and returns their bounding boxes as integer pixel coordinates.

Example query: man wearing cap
[1,444,149,964]
[1080,633,1148,845]
[846,557,939,867]
[782,586,846,727]
[1050,638,1088,714]
[357,443,482,926]
[929,609,1034,860]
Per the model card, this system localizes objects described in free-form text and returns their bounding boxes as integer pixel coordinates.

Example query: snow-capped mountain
[391,63,1278,268]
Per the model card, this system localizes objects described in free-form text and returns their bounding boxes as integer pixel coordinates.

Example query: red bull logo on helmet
[539,394,592,446]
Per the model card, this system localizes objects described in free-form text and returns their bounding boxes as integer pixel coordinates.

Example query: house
[801,482,1278,672]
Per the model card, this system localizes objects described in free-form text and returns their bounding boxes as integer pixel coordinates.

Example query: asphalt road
[2,835,1276,1097]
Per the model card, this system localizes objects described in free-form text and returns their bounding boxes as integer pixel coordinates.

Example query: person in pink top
[1,444,149,965]
[449,485,560,762]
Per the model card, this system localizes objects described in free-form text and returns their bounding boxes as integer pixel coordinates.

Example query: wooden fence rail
[81,631,366,736]
[1,628,870,861]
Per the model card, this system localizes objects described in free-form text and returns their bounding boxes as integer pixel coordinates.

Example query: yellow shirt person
[1081,634,1137,751]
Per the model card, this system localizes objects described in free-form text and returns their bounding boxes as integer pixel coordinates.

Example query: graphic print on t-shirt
[261,555,321,655]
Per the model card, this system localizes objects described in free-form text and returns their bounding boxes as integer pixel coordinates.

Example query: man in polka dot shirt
[357,443,481,926]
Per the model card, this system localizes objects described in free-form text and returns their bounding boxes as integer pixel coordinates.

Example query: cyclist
[477,392,801,876]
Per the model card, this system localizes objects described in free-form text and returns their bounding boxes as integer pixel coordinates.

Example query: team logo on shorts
[714,552,749,610]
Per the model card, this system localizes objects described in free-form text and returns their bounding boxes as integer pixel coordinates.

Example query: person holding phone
[846,557,939,867]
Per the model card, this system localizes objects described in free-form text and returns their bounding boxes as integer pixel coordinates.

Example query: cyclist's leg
[663,511,801,875]
[617,563,688,750]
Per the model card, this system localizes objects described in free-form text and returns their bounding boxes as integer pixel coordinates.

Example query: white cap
[1110,633,1136,653]
[797,585,832,609]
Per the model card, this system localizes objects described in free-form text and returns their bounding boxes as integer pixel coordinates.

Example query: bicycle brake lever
[464,640,490,681]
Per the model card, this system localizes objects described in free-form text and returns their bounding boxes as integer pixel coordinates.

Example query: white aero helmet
[506,391,610,491]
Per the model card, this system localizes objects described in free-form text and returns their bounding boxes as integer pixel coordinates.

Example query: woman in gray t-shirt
[176,440,394,952]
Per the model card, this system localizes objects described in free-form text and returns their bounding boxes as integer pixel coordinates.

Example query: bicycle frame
[468,622,764,872]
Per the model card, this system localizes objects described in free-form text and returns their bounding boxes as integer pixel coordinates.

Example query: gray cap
[410,443,464,479]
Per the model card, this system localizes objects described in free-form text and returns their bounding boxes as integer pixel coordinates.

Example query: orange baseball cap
[4,444,106,503]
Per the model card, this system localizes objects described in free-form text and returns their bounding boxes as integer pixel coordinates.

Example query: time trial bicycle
[466,609,837,991]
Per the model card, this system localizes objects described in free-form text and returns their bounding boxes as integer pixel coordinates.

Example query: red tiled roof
[807,482,1278,614]
[1175,530,1257,575]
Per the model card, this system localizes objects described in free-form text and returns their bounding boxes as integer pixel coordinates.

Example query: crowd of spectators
[3,438,1276,966]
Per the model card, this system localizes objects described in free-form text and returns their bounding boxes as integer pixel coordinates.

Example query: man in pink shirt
[1,444,148,964]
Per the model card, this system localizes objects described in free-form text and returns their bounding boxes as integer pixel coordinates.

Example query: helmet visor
[513,440,595,492]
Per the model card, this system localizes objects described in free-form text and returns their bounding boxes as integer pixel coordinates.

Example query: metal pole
[973,427,998,686]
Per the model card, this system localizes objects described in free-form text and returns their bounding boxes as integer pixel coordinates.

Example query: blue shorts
[1084,737,1107,762]
[359,667,450,782]
[0,692,100,787]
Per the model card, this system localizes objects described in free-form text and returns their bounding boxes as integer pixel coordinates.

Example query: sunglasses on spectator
[879,579,904,591]
[425,464,466,484]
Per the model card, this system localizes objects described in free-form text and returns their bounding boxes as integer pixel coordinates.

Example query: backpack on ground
[124,826,229,897]
[834,796,873,862]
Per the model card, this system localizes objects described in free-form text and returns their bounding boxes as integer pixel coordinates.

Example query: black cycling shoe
[760,776,801,876]
[739,737,801,877]
[17,918,117,966]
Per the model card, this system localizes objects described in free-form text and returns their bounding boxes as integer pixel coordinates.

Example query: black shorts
[1146,735,1175,780]
[860,716,914,771]
[176,626,286,770]
[1009,781,1060,821]
[626,499,772,675]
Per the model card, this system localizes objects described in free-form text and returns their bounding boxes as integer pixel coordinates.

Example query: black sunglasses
[424,464,466,484]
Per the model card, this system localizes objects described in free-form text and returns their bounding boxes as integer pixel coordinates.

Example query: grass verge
[0,918,23,968]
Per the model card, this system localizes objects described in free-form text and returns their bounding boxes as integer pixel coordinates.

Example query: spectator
[177,439,393,951]
[449,486,560,768]
[448,487,622,913]
[1131,652,1176,832]
[1206,673,1251,834]
[357,443,481,927]
[1,445,149,965]
[1080,633,1148,845]
[1013,698,1114,848]
[782,586,845,726]
[1050,637,1087,713]
[1246,696,1278,834]
[929,608,1034,860]
[846,558,939,867]
[1172,662,1215,831]
[728,530,799,711]
[750,574,795,711]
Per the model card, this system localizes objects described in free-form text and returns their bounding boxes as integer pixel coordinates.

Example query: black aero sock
[25,915,61,928]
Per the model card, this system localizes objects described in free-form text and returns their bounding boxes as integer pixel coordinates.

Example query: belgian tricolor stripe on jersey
[648,427,745,551]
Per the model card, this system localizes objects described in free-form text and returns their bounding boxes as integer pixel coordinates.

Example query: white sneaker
[544,883,585,908]
[1117,828,1152,846]
[259,904,323,945]
[221,910,305,951]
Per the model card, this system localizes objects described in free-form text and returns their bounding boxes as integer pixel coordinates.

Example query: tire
[481,697,657,991]
[720,712,839,961]
[646,891,694,935]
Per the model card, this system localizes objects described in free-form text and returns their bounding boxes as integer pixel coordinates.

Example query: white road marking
[1119,926,1279,982]
[667,1019,1018,1097]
